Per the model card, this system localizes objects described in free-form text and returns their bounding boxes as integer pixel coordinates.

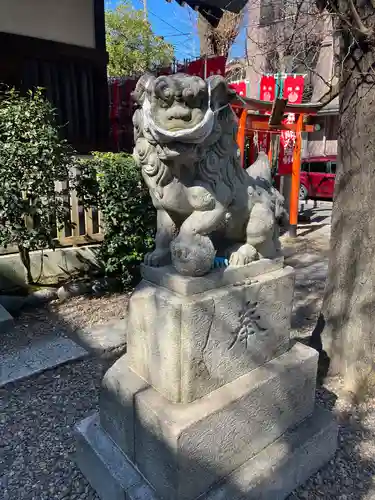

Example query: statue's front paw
[229,244,258,266]
[144,248,171,267]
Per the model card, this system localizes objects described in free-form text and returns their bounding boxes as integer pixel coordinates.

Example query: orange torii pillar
[289,114,304,238]
[237,108,247,167]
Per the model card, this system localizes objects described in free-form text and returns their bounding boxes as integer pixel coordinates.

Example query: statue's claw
[144,249,171,267]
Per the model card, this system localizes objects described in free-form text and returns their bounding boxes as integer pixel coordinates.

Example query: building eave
[317,97,339,116]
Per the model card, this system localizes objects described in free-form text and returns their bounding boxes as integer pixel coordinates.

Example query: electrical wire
[134,0,190,35]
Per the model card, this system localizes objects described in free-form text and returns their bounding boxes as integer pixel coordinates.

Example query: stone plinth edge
[140,257,285,296]
[75,407,337,500]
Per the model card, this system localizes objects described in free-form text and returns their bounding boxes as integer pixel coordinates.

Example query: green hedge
[0,87,73,284]
[77,152,155,289]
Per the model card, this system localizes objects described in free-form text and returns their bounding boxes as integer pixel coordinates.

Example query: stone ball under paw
[171,234,215,277]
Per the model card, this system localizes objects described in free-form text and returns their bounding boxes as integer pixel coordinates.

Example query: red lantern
[283,75,304,104]
[228,81,247,97]
[259,75,276,102]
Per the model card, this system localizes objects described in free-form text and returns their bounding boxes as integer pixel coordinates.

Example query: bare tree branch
[348,0,371,36]
[318,79,340,105]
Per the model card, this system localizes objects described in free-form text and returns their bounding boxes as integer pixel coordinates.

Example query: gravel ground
[291,381,375,500]
[3,217,375,499]
[2,360,375,500]
[1,359,104,500]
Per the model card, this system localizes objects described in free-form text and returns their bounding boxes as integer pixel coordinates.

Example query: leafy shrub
[77,152,155,289]
[0,87,73,283]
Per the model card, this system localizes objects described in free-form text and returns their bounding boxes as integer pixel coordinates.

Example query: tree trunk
[318,16,375,398]
[18,244,33,285]
[197,10,245,58]
[198,15,215,56]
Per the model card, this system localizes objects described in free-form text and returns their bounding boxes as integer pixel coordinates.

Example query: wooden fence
[57,186,104,247]
[0,172,104,256]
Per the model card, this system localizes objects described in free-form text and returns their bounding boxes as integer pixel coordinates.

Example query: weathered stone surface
[75,413,144,500]
[133,342,317,500]
[204,407,338,500]
[92,344,317,500]
[141,257,284,296]
[204,409,338,500]
[127,266,295,403]
[0,289,57,314]
[74,318,127,357]
[100,356,148,462]
[74,406,337,500]
[133,73,287,276]
[0,244,100,291]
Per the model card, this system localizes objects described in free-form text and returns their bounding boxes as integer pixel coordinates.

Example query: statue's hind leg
[227,202,278,265]
[227,242,258,266]
[246,203,278,259]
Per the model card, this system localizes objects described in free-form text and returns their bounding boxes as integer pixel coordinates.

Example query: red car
[275,156,337,200]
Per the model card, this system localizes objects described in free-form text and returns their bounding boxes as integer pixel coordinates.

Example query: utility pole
[143,0,147,20]
[144,0,150,70]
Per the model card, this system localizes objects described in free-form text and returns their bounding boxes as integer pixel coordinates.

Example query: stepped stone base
[74,262,337,500]
[75,344,337,500]
[75,407,337,500]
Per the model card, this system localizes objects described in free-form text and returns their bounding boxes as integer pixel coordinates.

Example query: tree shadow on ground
[1,267,375,500]
[290,207,375,497]
[287,249,328,335]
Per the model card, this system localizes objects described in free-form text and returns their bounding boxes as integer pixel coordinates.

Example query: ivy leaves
[77,153,156,288]
[0,87,73,281]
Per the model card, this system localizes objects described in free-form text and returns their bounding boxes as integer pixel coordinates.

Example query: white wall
[311,15,334,102]
[246,2,268,99]
[0,0,95,48]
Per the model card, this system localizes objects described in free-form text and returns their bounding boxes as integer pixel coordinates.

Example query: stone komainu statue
[132,73,288,277]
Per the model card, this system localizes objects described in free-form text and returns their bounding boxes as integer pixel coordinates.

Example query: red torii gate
[231,95,321,237]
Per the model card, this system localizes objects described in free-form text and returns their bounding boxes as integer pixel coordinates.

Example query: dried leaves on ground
[1,293,129,355]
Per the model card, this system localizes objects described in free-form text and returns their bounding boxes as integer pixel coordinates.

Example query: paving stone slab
[73,318,127,357]
[0,303,13,332]
[0,337,88,387]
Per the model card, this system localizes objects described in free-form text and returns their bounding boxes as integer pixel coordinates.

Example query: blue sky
[105,0,246,61]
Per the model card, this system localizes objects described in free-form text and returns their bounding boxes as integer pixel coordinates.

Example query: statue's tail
[275,191,290,229]
[246,151,272,184]
[247,151,289,228]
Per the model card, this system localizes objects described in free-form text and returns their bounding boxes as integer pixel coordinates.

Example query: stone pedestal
[75,259,337,500]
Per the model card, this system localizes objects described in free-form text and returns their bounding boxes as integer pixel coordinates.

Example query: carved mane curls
[195,105,249,196]
[133,73,247,197]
